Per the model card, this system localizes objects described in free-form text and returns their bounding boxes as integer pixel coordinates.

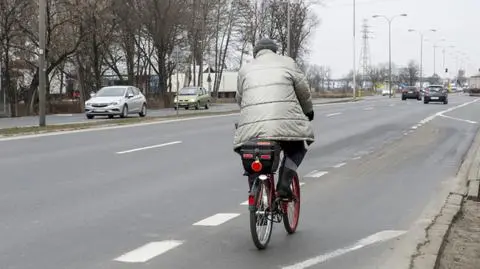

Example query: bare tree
[368,66,388,91]
[0,0,34,116]
[398,60,419,86]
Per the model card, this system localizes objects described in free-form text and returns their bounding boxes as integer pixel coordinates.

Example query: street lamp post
[372,13,407,98]
[409,29,436,90]
[432,38,445,75]
[353,0,356,100]
[39,0,47,126]
[172,46,181,117]
[287,0,291,57]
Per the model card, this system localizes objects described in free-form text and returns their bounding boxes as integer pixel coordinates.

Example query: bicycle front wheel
[249,179,273,250]
[282,174,301,234]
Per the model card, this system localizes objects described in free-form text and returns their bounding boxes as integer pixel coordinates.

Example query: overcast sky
[309,0,480,79]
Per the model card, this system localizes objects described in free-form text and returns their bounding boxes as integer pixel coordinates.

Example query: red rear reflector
[248,195,255,206]
[260,154,271,160]
[251,161,262,172]
[242,153,254,159]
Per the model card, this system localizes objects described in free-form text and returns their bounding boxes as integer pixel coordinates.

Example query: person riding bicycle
[233,38,315,199]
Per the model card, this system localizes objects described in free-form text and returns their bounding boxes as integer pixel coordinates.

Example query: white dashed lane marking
[114,240,183,263]
[305,170,328,178]
[333,162,346,168]
[326,112,342,117]
[193,213,240,226]
[116,141,182,154]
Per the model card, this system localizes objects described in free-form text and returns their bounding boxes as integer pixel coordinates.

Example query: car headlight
[109,102,119,105]
[190,99,196,102]
[86,102,91,106]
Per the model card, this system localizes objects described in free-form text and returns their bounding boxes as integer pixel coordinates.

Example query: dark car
[424,85,448,104]
[401,86,421,100]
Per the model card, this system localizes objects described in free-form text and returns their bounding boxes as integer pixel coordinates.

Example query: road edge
[409,126,480,268]
[377,125,480,269]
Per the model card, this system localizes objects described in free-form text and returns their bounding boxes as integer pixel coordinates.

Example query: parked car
[85,86,147,119]
[174,86,211,110]
[381,89,390,96]
[401,86,421,100]
[423,85,448,104]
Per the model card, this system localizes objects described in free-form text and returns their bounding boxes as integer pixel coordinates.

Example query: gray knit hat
[253,38,278,57]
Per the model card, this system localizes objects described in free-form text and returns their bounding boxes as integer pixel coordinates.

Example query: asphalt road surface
[0,97,355,129]
[1,93,479,269]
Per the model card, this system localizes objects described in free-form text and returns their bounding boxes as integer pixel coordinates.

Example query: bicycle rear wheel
[282,174,300,234]
[249,178,273,249]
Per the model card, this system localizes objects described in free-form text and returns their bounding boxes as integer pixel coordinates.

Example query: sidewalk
[436,131,480,268]
[437,200,480,269]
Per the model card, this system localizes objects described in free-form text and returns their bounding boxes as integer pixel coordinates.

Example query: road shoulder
[380,124,480,269]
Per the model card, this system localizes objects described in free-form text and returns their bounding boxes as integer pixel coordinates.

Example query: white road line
[193,213,240,226]
[116,141,182,154]
[299,182,306,186]
[54,114,74,117]
[326,112,342,117]
[411,98,479,130]
[281,230,406,269]
[305,170,328,178]
[332,162,346,168]
[438,114,478,124]
[114,240,183,263]
[389,104,395,107]
[363,107,374,110]
[352,156,361,160]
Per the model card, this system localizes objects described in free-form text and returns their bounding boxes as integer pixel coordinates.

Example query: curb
[409,127,480,268]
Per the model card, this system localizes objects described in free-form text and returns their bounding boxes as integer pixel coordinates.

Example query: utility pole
[287,0,291,57]
[39,0,47,127]
[420,33,423,89]
[173,46,181,117]
[352,0,356,100]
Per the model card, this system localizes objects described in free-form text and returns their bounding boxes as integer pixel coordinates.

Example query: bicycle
[238,138,301,250]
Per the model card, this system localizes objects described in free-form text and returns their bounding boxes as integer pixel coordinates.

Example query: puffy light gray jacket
[233,49,315,149]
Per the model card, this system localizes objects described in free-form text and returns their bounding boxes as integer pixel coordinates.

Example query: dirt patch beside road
[437,200,480,269]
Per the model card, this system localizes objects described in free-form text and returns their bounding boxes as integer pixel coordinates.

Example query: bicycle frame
[247,173,289,222]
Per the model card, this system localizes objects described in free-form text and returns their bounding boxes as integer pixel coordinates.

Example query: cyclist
[233,38,315,199]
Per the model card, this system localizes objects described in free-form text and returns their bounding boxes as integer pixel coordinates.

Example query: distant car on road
[401,86,421,101]
[174,86,211,110]
[85,86,147,119]
[423,85,448,104]
[381,89,390,96]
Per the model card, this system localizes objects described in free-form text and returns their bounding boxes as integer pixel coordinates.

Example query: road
[0,93,479,269]
[0,97,355,129]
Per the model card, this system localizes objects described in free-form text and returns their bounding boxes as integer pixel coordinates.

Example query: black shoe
[277,168,295,199]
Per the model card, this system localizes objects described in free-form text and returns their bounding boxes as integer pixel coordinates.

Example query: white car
[85,86,147,119]
[381,89,390,96]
